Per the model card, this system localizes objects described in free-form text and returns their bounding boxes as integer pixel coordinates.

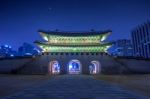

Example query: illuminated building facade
[34,30,112,75]
[131,21,150,59]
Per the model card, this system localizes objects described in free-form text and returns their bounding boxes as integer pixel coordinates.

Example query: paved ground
[0,75,51,98]
[94,74,150,98]
[3,75,148,99]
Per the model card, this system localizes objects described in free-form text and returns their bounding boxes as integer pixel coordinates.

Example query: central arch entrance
[68,60,82,74]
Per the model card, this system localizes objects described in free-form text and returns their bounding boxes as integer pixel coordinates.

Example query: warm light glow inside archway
[49,61,60,74]
[89,61,101,74]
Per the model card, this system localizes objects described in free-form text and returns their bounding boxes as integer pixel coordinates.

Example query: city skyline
[0,0,150,49]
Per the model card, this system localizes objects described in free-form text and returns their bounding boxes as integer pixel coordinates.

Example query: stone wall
[0,58,32,73]
[115,58,150,74]
[0,54,150,74]
[15,53,131,74]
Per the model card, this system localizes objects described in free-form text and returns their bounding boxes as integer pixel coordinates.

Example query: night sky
[0,0,150,50]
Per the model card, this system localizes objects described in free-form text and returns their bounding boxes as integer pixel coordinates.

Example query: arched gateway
[48,61,60,74]
[89,61,101,74]
[68,60,82,74]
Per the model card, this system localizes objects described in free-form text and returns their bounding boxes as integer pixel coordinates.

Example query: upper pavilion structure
[34,30,112,52]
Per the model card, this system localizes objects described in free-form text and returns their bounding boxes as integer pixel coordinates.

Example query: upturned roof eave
[38,30,112,36]
[34,41,112,47]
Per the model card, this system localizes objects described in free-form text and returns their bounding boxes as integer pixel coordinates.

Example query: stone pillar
[81,56,90,74]
[59,55,68,74]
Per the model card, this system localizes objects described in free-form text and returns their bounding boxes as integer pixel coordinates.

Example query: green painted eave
[39,31,111,43]
[34,41,112,52]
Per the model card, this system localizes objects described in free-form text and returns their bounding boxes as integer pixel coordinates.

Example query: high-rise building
[110,39,133,56]
[131,21,150,58]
